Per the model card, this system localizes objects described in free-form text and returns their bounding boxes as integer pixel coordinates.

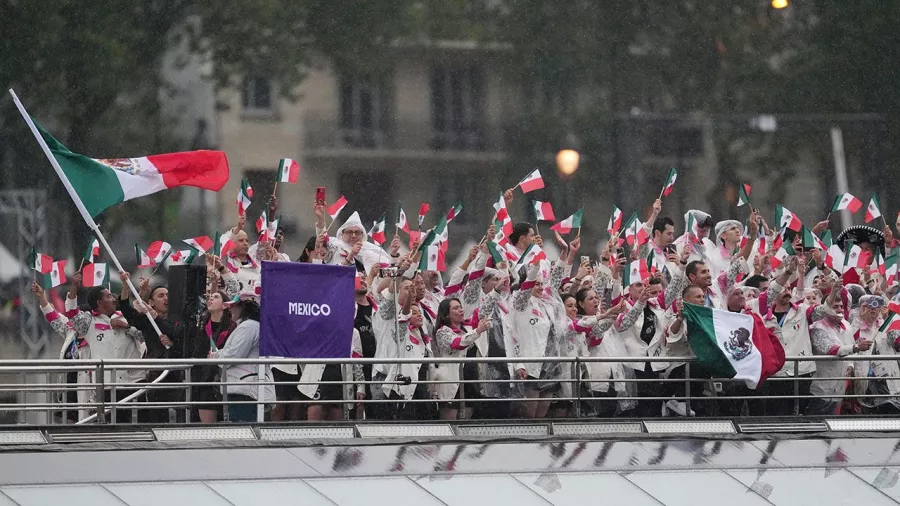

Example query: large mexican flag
[682,303,785,389]
[34,121,229,218]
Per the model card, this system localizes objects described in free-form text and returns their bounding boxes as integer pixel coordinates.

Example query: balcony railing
[303,117,508,154]
[1,355,897,426]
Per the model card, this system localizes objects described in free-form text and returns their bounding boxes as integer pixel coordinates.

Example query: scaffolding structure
[0,189,50,359]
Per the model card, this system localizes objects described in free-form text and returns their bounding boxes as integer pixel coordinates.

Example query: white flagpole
[9,89,162,337]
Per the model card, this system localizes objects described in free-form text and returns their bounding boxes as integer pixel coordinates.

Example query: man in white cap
[315,205,392,273]
[674,209,716,265]
[708,219,743,279]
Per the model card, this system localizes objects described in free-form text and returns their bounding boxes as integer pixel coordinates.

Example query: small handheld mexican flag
[82,262,110,287]
[775,204,802,232]
[256,209,269,234]
[83,238,100,263]
[550,209,583,234]
[832,192,862,214]
[622,258,650,287]
[183,236,213,254]
[260,214,280,242]
[682,303,785,389]
[28,247,53,274]
[886,252,899,287]
[865,193,882,224]
[418,203,430,229]
[237,177,253,215]
[396,202,410,234]
[40,260,67,289]
[135,244,154,269]
[277,158,301,183]
[169,249,199,265]
[661,167,678,197]
[146,241,172,264]
[607,206,623,235]
[737,182,752,207]
[326,195,348,221]
[532,200,555,222]
[417,229,442,271]
[623,212,648,247]
[445,201,463,223]
[518,169,545,193]
[879,308,900,333]
[769,242,795,270]
[486,241,506,265]
[213,231,236,258]
[369,215,387,245]
[516,243,546,267]
[687,213,702,244]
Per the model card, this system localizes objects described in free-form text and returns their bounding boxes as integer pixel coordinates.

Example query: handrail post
[793,359,800,416]
[458,361,467,420]
[684,361,692,417]
[96,362,106,424]
[573,359,581,418]
[184,366,192,423]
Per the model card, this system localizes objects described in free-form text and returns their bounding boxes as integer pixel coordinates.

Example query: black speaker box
[167,264,207,321]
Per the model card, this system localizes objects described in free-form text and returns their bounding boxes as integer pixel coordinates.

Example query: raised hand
[570,236,581,252]
[503,188,514,204]
[476,320,492,334]
[31,282,47,306]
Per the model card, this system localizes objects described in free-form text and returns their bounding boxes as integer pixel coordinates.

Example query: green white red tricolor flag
[832,192,862,213]
[518,169,545,193]
[369,215,387,245]
[607,206,623,235]
[256,209,269,234]
[146,241,172,264]
[769,242,795,270]
[28,247,53,274]
[83,238,100,263]
[687,213,702,244]
[623,212,648,247]
[683,303,785,389]
[135,244,154,268]
[260,215,280,243]
[326,195,348,220]
[277,158,300,183]
[550,209,583,234]
[29,120,229,219]
[843,244,872,272]
[396,202,410,233]
[737,182,752,207]
[40,260,67,289]
[213,231,236,258]
[516,243,546,267]
[445,201,463,223]
[82,263,110,287]
[623,258,650,287]
[418,203,430,228]
[533,200,555,222]
[169,249,199,265]
[865,193,882,223]
[493,194,514,236]
[183,236,213,254]
[775,204,802,232]
[661,167,678,196]
[237,177,253,215]
[887,252,899,287]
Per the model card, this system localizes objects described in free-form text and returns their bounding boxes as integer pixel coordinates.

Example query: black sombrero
[835,225,885,254]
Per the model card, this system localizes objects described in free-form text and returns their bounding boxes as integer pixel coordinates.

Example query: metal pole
[572,359,581,418]
[96,362,106,424]
[256,363,265,423]
[184,367,192,423]
[831,126,852,231]
[684,362,692,417]
[458,362,467,420]
[793,360,801,416]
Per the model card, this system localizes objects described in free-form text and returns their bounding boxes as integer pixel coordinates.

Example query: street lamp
[771,0,788,9]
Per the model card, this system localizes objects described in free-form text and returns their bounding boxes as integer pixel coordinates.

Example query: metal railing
[0,355,896,425]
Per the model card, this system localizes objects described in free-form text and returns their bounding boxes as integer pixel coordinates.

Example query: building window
[339,76,389,148]
[338,170,393,226]
[242,76,273,113]
[430,65,484,151]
